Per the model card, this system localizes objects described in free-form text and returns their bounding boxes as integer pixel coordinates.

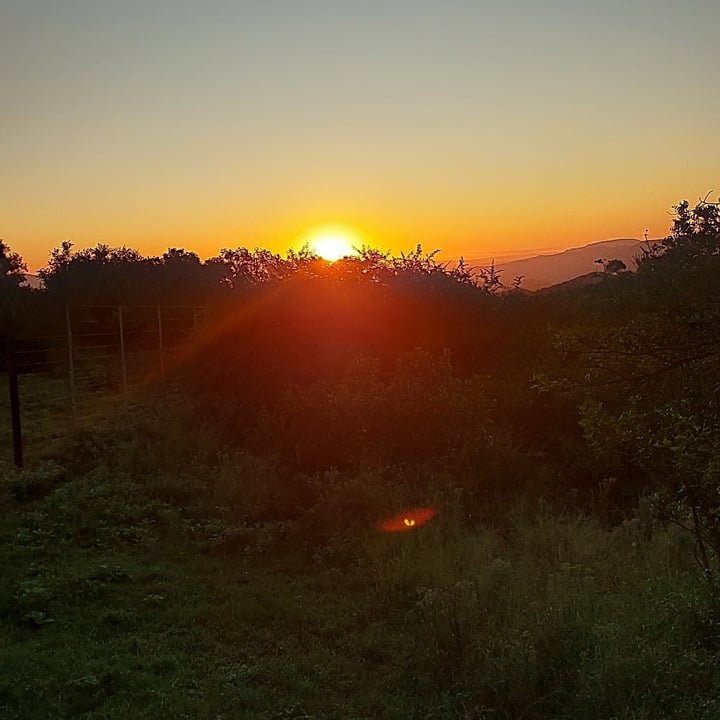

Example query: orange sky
[2,2,718,272]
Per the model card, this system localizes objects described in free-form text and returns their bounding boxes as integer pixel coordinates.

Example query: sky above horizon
[2,0,718,272]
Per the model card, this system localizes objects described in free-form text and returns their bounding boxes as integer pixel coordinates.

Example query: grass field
[2,398,720,719]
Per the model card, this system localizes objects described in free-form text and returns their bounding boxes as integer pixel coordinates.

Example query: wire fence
[1,305,202,467]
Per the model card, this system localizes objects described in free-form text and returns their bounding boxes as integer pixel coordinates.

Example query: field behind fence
[1,304,201,467]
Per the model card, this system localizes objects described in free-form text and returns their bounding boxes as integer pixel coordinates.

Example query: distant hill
[540,271,606,292]
[467,238,648,291]
[21,274,44,289]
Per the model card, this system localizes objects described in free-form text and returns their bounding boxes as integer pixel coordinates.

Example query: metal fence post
[118,305,128,397]
[65,305,76,420]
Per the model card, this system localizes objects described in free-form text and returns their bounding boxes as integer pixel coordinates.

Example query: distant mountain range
[467,238,649,291]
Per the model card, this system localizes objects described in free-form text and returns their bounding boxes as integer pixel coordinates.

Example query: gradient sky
[2,0,718,271]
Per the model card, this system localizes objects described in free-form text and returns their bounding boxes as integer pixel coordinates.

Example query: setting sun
[298,224,364,262]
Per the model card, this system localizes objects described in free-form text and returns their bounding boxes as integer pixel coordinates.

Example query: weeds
[2,400,720,719]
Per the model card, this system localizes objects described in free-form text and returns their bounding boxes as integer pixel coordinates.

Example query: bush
[255,349,493,473]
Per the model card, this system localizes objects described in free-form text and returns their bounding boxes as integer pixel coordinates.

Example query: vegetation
[1,195,720,718]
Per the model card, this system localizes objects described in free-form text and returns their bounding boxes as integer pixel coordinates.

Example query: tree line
[2,194,719,575]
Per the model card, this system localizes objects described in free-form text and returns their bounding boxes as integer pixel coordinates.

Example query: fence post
[118,305,128,398]
[157,305,164,377]
[4,306,23,467]
[65,305,76,420]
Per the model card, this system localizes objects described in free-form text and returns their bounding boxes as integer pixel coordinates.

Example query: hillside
[21,274,43,289]
[468,238,647,291]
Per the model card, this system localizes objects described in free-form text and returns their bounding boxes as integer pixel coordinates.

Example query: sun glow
[298,224,364,262]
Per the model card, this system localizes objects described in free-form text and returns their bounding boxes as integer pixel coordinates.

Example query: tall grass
[2,398,719,718]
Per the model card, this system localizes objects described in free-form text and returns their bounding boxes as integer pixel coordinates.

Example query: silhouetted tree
[605,259,627,275]
[477,260,503,293]
[638,193,720,271]
[38,242,150,303]
[549,195,720,567]
[207,246,309,288]
[0,240,26,295]
[595,258,627,275]
[39,242,224,305]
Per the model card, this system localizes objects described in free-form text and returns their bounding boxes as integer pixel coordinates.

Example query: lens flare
[379,507,437,532]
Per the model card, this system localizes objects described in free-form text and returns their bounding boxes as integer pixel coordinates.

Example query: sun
[298,224,364,262]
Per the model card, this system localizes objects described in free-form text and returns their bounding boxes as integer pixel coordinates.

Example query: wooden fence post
[4,306,23,467]
[157,305,165,377]
[118,305,128,398]
[65,305,76,420]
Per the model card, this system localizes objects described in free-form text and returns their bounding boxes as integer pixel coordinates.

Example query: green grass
[2,403,720,719]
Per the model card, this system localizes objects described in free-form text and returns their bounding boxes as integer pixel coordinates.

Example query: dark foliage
[4,197,720,718]
[5,194,720,566]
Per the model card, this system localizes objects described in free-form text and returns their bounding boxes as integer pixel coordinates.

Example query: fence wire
[2,305,201,466]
